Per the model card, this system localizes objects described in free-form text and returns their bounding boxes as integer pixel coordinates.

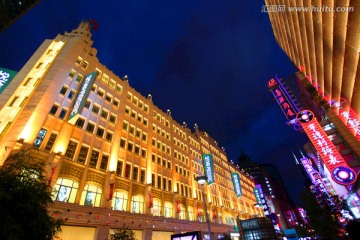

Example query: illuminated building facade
[0,21,263,239]
[237,152,297,231]
[0,0,41,32]
[265,0,360,217]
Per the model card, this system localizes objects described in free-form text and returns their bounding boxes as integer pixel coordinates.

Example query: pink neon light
[297,110,357,185]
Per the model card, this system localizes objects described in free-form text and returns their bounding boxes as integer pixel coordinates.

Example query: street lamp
[195,175,212,240]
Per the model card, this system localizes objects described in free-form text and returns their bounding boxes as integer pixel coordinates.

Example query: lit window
[164,202,173,218]
[80,184,102,207]
[131,195,144,214]
[75,74,83,82]
[53,178,79,203]
[112,191,128,211]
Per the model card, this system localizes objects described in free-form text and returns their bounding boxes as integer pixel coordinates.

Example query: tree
[299,188,342,239]
[0,150,62,240]
[109,227,137,240]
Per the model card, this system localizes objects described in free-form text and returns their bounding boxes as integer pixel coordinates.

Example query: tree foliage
[109,227,137,240]
[299,188,342,239]
[0,150,62,240]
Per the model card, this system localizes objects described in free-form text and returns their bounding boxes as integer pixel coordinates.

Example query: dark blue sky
[0,0,308,203]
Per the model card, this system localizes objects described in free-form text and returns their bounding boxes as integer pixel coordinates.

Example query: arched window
[164,202,173,218]
[52,178,79,203]
[188,206,195,221]
[112,191,128,211]
[80,184,102,207]
[131,195,144,213]
[152,198,162,216]
[179,204,186,220]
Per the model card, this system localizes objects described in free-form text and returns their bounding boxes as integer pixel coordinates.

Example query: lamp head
[195,175,208,185]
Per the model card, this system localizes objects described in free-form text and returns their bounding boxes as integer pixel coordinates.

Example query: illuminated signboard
[202,154,215,185]
[253,187,262,204]
[68,71,97,124]
[240,218,259,230]
[297,110,357,185]
[268,77,298,122]
[338,98,360,142]
[0,67,18,93]
[231,172,242,197]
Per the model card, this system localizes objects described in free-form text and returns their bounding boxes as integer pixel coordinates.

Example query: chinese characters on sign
[338,98,360,142]
[268,78,298,122]
[0,67,18,94]
[297,110,357,185]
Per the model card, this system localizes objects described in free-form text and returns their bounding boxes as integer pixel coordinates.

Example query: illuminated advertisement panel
[253,187,262,204]
[297,110,357,185]
[231,172,242,197]
[0,67,18,93]
[268,78,298,122]
[338,98,360,142]
[68,71,97,124]
[202,154,215,185]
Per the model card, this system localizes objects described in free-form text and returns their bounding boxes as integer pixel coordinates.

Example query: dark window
[86,122,95,133]
[120,139,126,148]
[105,132,113,142]
[44,133,57,152]
[140,169,145,183]
[68,90,76,99]
[65,140,78,160]
[125,163,131,179]
[92,105,100,114]
[157,176,161,189]
[110,114,116,123]
[59,108,67,119]
[60,85,68,95]
[151,174,155,187]
[132,166,138,181]
[101,109,108,119]
[100,155,109,171]
[84,100,91,109]
[96,127,104,138]
[77,145,89,164]
[75,118,85,128]
[49,104,59,115]
[116,161,123,176]
[89,150,99,168]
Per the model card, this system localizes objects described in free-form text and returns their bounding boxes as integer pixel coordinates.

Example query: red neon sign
[338,98,360,142]
[297,110,357,185]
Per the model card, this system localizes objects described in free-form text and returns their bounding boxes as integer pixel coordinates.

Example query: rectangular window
[105,94,112,102]
[163,178,167,190]
[60,85,68,95]
[49,104,59,115]
[100,155,109,171]
[77,145,89,164]
[68,69,76,78]
[75,117,85,128]
[134,145,140,155]
[97,89,104,97]
[168,180,172,191]
[157,175,162,189]
[105,132,113,142]
[141,148,146,158]
[59,108,67,119]
[109,80,116,89]
[125,163,131,179]
[92,105,100,114]
[68,90,76,99]
[44,133,57,152]
[113,98,119,107]
[96,127,105,138]
[8,96,19,107]
[133,166,139,181]
[82,61,89,69]
[120,138,126,148]
[152,154,156,163]
[101,109,108,119]
[127,142,133,152]
[75,56,82,65]
[84,100,91,109]
[86,122,95,133]
[116,84,122,93]
[75,74,83,82]
[116,161,123,176]
[23,77,32,86]
[89,150,99,168]
[140,169,145,183]
[109,114,116,124]
[122,121,128,131]
[152,173,156,187]
[65,140,78,160]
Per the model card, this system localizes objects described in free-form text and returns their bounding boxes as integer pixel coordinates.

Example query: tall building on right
[265,1,360,217]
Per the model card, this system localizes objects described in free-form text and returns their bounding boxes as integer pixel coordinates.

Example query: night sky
[0,0,309,204]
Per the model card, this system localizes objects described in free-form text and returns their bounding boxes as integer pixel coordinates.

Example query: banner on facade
[202,154,215,185]
[231,172,242,197]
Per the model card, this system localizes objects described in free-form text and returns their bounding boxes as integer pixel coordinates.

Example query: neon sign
[297,110,357,185]
[231,172,242,197]
[338,98,360,142]
[268,77,298,122]
[202,154,215,185]
[68,71,97,124]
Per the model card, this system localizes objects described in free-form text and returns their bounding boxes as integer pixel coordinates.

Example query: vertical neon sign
[297,110,357,185]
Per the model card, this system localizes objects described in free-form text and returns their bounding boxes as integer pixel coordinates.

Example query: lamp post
[195,175,212,240]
